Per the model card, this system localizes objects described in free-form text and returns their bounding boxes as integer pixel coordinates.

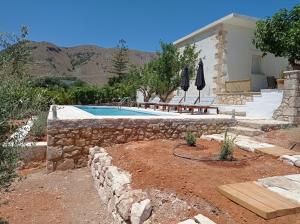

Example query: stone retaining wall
[216,92,257,105]
[89,146,152,224]
[47,117,234,172]
[273,70,300,124]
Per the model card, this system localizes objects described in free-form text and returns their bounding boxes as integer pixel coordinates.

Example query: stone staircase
[228,125,264,137]
[218,89,283,119]
[228,119,294,137]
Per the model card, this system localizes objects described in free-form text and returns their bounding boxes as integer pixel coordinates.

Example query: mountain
[27,41,156,85]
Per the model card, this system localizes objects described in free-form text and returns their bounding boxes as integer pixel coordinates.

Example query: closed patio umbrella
[180,65,190,102]
[195,59,206,103]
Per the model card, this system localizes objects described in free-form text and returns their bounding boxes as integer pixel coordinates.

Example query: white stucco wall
[176,27,219,99]
[224,24,288,91]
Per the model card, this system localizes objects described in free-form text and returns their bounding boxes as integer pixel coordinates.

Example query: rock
[178,219,197,224]
[116,190,147,221]
[56,158,75,170]
[89,146,106,157]
[130,199,152,224]
[294,160,300,168]
[46,161,55,173]
[194,214,216,224]
[47,146,63,160]
[63,145,75,153]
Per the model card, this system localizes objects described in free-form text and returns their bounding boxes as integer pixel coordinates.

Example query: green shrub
[219,131,236,161]
[185,132,196,147]
[30,111,48,138]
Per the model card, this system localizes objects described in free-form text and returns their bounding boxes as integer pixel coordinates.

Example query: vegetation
[253,3,300,69]
[108,39,129,85]
[153,42,198,102]
[0,26,50,190]
[30,111,48,138]
[219,131,236,161]
[185,132,196,147]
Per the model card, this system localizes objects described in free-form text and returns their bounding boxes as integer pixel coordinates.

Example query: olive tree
[253,4,300,69]
[154,42,199,102]
[0,27,48,190]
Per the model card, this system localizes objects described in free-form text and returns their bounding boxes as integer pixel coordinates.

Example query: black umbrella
[195,59,206,103]
[180,65,190,102]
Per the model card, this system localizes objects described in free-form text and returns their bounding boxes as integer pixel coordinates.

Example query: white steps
[217,89,283,119]
[237,119,294,131]
[228,126,264,137]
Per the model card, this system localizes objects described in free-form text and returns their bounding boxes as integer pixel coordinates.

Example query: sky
[0,0,299,52]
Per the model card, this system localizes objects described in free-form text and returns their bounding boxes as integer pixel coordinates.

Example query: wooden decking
[218,181,300,219]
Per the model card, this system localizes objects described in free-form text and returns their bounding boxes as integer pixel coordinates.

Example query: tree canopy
[108,39,129,85]
[152,42,199,102]
[0,27,49,190]
[253,4,300,68]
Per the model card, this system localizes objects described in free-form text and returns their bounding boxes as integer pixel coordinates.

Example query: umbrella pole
[184,91,186,102]
[198,91,200,103]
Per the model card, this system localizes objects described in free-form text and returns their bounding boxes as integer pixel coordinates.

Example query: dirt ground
[255,127,300,151]
[108,139,300,224]
[0,166,113,224]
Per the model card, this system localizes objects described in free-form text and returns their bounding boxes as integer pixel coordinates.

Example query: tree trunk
[292,64,300,70]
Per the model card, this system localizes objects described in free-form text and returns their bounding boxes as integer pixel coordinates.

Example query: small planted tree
[253,4,300,69]
[219,131,236,161]
[185,131,196,147]
[108,39,129,85]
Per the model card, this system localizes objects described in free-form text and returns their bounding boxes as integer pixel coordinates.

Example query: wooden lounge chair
[153,96,183,111]
[178,97,219,114]
[137,97,160,109]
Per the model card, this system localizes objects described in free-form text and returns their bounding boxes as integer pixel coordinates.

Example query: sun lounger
[137,97,160,109]
[153,96,183,111]
[178,97,219,114]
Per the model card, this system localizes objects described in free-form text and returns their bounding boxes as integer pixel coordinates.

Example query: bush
[219,131,236,161]
[30,111,48,138]
[185,132,196,147]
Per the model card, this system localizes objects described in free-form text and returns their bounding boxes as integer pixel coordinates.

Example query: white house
[174,13,289,99]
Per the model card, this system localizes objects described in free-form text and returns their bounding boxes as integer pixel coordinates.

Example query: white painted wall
[224,24,288,91]
[176,27,219,98]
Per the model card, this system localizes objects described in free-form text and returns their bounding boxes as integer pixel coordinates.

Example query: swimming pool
[76,106,163,116]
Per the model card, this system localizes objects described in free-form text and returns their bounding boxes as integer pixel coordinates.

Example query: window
[251,55,263,74]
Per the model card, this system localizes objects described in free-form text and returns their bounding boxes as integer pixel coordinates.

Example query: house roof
[173,13,259,45]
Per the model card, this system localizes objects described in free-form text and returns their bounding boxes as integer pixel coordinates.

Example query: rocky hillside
[27,41,156,85]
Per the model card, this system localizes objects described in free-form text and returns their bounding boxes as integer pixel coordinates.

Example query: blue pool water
[76,106,162,116]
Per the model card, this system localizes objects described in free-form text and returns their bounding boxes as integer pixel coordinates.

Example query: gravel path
[0,167,113,224]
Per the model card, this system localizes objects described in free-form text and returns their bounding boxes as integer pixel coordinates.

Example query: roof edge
[173,13,260,45]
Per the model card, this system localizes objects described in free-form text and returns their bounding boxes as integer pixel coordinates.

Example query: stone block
[47,146,63,160]
[56,159,75,170]
[294,160,300,168]
[130,199,152,224]
[178,219,197,224]
[194,214,216,224]
[116,190,147,221]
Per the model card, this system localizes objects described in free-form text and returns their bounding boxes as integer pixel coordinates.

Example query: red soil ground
[108,139,300,224]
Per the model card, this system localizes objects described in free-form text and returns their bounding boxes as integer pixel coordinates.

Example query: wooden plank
[218,182,300,219]
[218,184,276,219]
[256,146,300,158]
[231,182,300,217]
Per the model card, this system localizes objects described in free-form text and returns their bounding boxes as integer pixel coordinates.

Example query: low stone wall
[47,117,234,172]
[89,146,152,224]
[216,92,258,105]
[19,143,47,163]
[273,70,300,124]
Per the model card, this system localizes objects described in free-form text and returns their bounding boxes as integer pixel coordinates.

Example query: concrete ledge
[89,146,152,224]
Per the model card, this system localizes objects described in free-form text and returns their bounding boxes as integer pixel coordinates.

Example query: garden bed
[107,139,300,224]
